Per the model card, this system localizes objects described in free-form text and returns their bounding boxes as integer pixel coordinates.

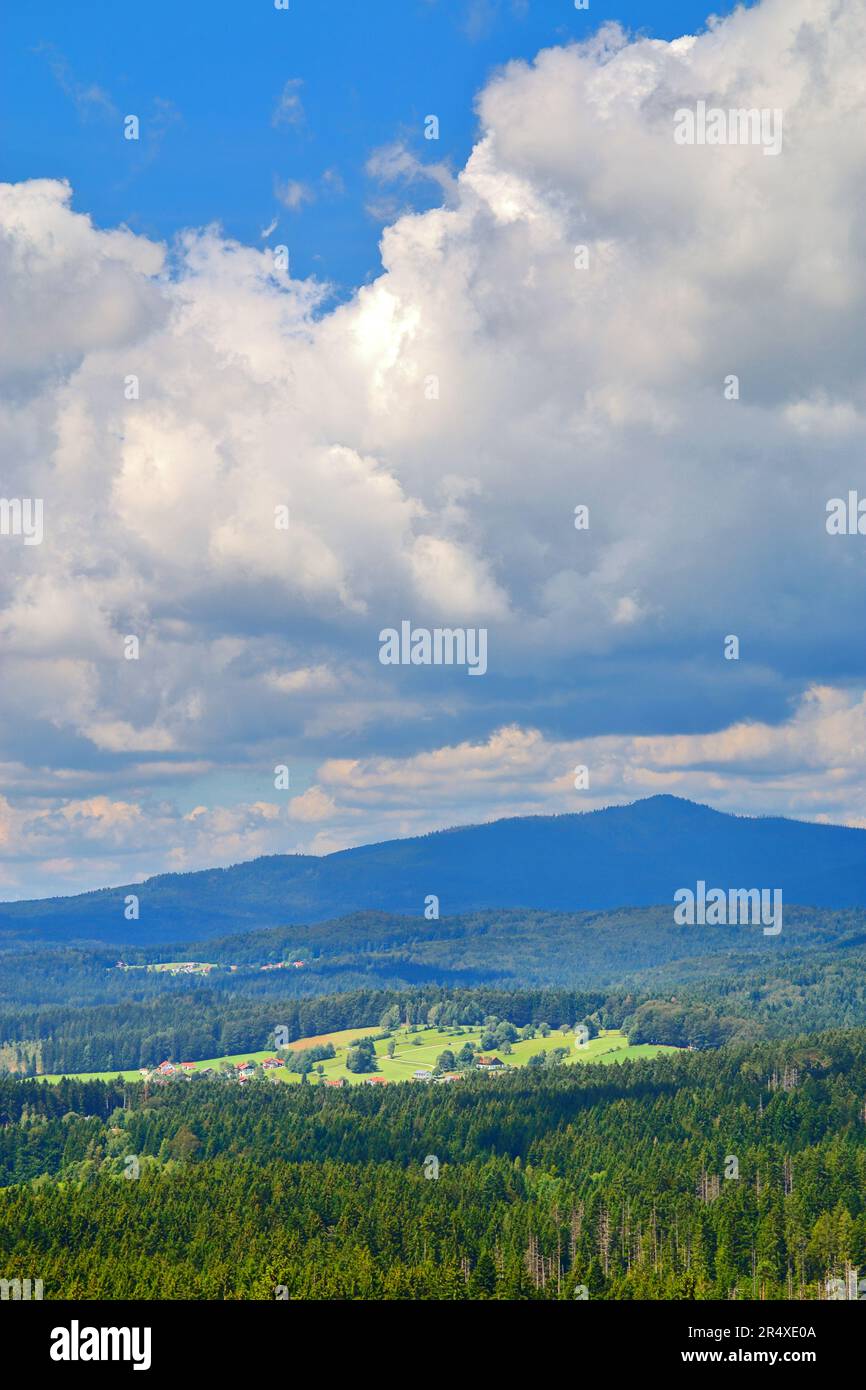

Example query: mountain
[3,794,866,946]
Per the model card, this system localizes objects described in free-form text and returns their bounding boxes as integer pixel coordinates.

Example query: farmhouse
[324,1077,345,1087]
[156,1061,175,1075]
[412,1070,433,1080]
[476,1056,505,1070]
[261,1057,283,1069]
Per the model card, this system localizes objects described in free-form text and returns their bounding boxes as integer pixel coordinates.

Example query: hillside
[3,794,866,945]
[4,1028,866,1301]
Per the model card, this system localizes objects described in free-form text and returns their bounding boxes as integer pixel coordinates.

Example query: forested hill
[5,907,866,1074]
[4,794,866,946]
[2,1027,865,1300]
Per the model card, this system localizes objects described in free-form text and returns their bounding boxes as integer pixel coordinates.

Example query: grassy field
[282,1026,380,1052]
[310,1025,678,1084]
[147,961,217,974]
[37,1026,678,1085]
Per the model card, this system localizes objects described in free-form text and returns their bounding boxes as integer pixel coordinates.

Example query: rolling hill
[3,794,866,946]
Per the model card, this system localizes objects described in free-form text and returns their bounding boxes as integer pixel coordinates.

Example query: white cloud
[366,141,455,200]
[306,686,866,840]
[274,178,314,211]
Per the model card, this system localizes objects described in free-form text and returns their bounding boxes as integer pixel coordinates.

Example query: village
[139,1052,509,1087]
[141,1057,288,1085]
[115,959,305,977]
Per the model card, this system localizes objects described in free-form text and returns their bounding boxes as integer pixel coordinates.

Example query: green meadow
[296,1024,678,1085]
[38,1026,678,1085]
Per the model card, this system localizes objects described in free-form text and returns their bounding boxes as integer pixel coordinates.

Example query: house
[412,1070,433,1080]
[262,1057,283,1069]
[292,960,304,968]
[156,1061,175,1075]
[436,1072,461,1083]
[476,1056,505,1070]
[180,1062,196,1072]
[324,1077,345,1087]
[363,1075,388,1084]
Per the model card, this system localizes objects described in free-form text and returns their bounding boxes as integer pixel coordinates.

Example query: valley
[2,799,865,1304]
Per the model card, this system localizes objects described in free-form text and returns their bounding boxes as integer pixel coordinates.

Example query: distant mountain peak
[1,794,864,946]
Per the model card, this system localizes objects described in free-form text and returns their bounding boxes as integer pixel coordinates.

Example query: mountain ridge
[3,794,865,945]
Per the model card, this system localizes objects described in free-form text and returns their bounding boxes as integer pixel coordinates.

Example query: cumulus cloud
[3,0,866,896]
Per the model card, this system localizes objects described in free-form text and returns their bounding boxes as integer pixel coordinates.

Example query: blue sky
[2,0,749,295]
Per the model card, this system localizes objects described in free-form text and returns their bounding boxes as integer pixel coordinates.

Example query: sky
[2,1,754,293]
[3,0,866,899]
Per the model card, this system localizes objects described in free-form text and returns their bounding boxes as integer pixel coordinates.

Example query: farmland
[309,1025,677,1085]
[37,1025,679,1085]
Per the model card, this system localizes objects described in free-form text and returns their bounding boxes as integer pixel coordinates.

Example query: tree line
[1,1027,864,1299]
